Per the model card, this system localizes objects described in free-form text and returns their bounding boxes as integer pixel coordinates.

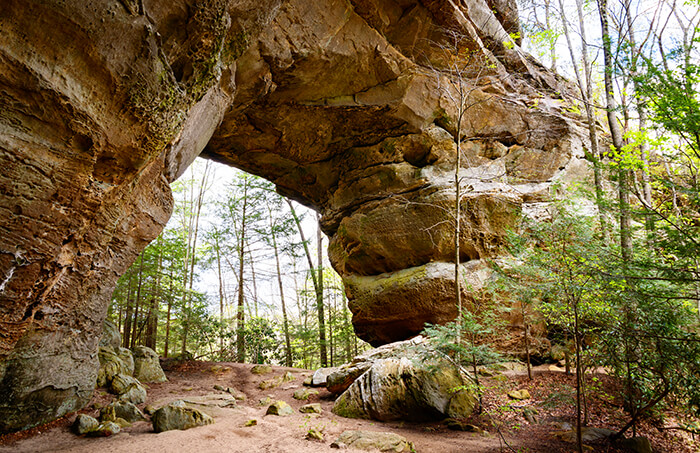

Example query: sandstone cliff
[0,0,589,432]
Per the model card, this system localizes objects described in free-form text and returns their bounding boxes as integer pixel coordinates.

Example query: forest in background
[107,160,365,370]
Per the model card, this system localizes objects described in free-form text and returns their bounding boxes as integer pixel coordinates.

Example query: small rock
[183,387,194,392]
[306,428,324,441]
[152,401,215,432]
[244,419,257,427]
[282,371,295,382]
[303,376,313,386]
[266,401,294,416]
[251,364,273,375]
[143,405,157,416]
[226,387,246,400]
[299,403,322,414]
[507,389,531,400]
[259,396,274,406]
[332,431,414,452]
[330,442,347,449]
[259,375,284,390]
[100,400,147,423]
[87,421,121,437]
[619,436,652,453]
[72,414,99,435]
[293,388,319,401]
[213,384,226,391]
[210,365,223,373]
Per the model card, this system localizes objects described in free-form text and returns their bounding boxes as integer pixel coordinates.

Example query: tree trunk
[316,213,328,367]
[598,0,633,264]
[122,270,135,348]
[164,268,174,358]
[270,207,293,367]
[131,254,145,348]
[236,179,249,363]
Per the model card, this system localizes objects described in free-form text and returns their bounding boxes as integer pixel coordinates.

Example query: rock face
[331,337,477,421]
[0,0,589,432]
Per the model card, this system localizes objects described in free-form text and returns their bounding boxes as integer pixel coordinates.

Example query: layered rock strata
[0,0,589,432]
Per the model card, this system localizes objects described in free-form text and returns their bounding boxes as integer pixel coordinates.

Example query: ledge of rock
[0,0,589,432]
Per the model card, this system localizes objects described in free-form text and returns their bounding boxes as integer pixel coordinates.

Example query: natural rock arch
[0,0,588,433]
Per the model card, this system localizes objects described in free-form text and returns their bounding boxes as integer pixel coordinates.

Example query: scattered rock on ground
[266,401,294,416]
[110,374,147,404]
[293,388,319,400]
[132,345,167,383]
[331,431,414,452]
[251,364,273,375]
[507,389,531,400]
[244,419,257,427]
[306,428,324,441]
[100,400,147,423]
[72,414,99,435]
[87,421,121,437]
[259,375,284,390]
[282,371,295,382]
[332,337,477,421]
[152,401,215,432]
[299,403,322,414]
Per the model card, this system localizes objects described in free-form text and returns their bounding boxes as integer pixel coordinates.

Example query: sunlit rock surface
[0,0,589,431]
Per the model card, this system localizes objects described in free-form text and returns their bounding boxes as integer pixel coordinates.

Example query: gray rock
[311,367,338,387]
[299,403,322,414]
[331,431,414,452]
[100,400,146,423]
[116,347,135,376]
[110,374,147,404]
[132,346,167,383]
[251,364,272,375]
[152,401,214,432]
[293,388,319,401]
[99,319,121,350]
[72,414,99,435]
[332,337,477,422]
[97,347,132,388]
[87,421,121,437]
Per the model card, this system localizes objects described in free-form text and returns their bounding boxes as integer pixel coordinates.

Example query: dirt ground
[0,362,696,453]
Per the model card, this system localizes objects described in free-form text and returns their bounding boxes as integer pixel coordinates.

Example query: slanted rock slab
[332,431,414,452]
[152,401,215,433]
[507,389,531,400]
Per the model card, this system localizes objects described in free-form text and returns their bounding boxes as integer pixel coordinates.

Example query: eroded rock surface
[0,0,589,432]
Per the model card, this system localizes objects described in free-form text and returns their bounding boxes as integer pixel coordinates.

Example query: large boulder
[152,401,215,433]
[331,337,477,421]
[110,374,147,405]
[132,346,166,383]
[97,347,132,388]
[99,320,121,351]
[100,400,147,423]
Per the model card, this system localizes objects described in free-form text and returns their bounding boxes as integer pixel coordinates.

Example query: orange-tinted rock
[0,0,590,432]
